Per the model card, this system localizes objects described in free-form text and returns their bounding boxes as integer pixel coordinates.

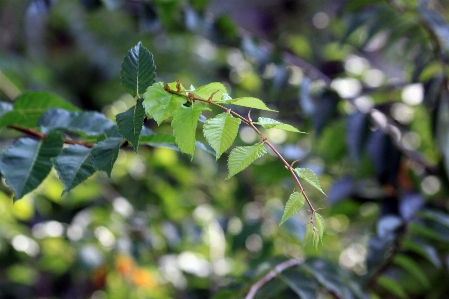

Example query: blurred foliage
[1,0,449,298]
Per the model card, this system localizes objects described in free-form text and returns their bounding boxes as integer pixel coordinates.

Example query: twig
[245,258,303,299]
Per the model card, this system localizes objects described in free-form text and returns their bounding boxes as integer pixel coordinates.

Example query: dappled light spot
[94,226,116,249]
[344,55,370,75]
[240,126,258,144]
[227,217,243,235]
[338,244,367,275]
[391,103,414,124]
[363,69,385,88]
[195,38,217,61]
[32,220,64,239]
[401,83,424,105]
[178,251,210,277]
[243,202,262,220]
[421,175,441,195]
[354,96,374,113]
[245,234,263,252]
[193,204,215,223]
[313,12,330,29]
[401,132,421,150]
[11,235,39,257]
[331,78,362,98]
[112,196,134,218]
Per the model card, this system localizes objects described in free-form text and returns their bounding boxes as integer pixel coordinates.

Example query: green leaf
[294,168,326,195]
[52,145,96,193]
[203,113,241,159]
[39,109,115,136]
[227,143,267,179]
[394,255,430,288]
[304,222,313,244]
[139,133,176,144]
[225,97,277,112]
[377,276,407,299]
[120,42,156,97]
[91,137,123,177]
[171,103,209,158]
[257,117,304,133]
[279,192,305,225]
[314,212,325,241]
[143,83,186,125]
[312,228,320,248]
[0,92,79,129]
[0,132,63,201]
[116,99,145,152]
[194,82,228,102]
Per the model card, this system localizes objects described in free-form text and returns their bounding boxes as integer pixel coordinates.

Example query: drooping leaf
[120,42,156,97]
[203,112,241,159]
[143,83,186,125]
[39,109,115,136]
[303,259,346,296]
[394,254,430,288]
[279,192,305,225]
[171,103,210,158]
[194,82,228,102]
[304,221,314,244]
[116,99,145,152]
[0,132,63,201]
[402,239,441,268]
[227,143,267,179]
[52,145,96,193]
[257,117,304,133]
[225,97,278,112]
[279,270,318,299]
[366,236,394,274]
[0,92,79,129]
[294,168,326,195]
[377,276,407,299]
[314,212,325,241]
[90,137,123,177]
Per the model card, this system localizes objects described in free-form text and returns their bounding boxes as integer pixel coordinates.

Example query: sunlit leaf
[225,97,277,112]
[279,192,305,225]
[116,99,145,152]
[394,254,430,288]
[257,117,304,133]
[304,222,314,244]
[203,112,241,159]
[91,137,123,177]
[0,132,63,201]
[377,276,407,299]
[143,83,186,125]
[294,168,326,195]
[194,82,228,102]
[226,143,267,179]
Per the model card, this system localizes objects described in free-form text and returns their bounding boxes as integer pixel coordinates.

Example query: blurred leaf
[203,112,241,159]
[0,92,79,129]
[377,275,407,299]
[52,145,96,193]
[224,97,278,112]
[257,117,304,133]
[140,133,176,144]
[120,42,156,98]
[0,102,13,117]
[294,168,326,195]
[399,193,424,221]
[394,254,430,288]
[435,94,449,177]
[0,132,63,200]
[366,235,393,273]
[312,90,339,136]
[91,137,123,177]
[194,82,228,102]
[227,143,267,179]
[143,83,186,125]
[280,192,305,225]
[314,213,325,241]
[279,270,318,299]
[327,177,355,204]
[346,112,370,162]
[367,130,401,184]
[171,103,210,158]
[377,215,402,238]
[418,2,449,52]
[402,239,441,268]
[116,99,145,152]
[420,209,449,229]
[304,222,313,244]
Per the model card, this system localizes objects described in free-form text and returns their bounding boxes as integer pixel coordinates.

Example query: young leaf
[194,82,228,102]
[257,117,304,133]
[394,254,430,288]
[0,91,79,129]
[143,83,185,125]
[225,97,278,112]
[203,113,241,159]
[294,168,326,195]
[0,132,64,201]
[279,192,306,225]
[91,137,123,177]
[171,103,209,158]
[312,228,320,248]
[227,143,267,179]
[314,212,325,241]
[120,42,156,98]
[304,221,314,244]
[116,99,145,152]
[52,145,96,193]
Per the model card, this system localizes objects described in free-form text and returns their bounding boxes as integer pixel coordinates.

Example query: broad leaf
[52,145,96,193]
[0,132,63,201]
[377,276,407,299]
[194,82,228,102]
[294,168,326,195]
[227,143,267,179]
[314,212,325,241]
[143,83,186,125]
[116,99,145,152]
[257,117,304,133]
[120,42,156,97]
[91,137,123,177]
[171,103,209,158]
[279,192,305,225]
[394,255,430,288]
[203,113,241,159]
[39,109,115,136]
[225,97,277,112]
[0,102,13,117]
[0,91,79,129]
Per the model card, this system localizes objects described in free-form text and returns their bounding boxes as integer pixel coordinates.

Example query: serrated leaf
[143,83,186,125]
[91,137,123,177]
[304,222,314,244]
[116,99,145,152]
[0,132,63,201]
[394,255,430,288]
[280,192,306,225]
[257,117,304,133]
[294,168,326,195]
[314,212,325,241]
[227,143,267,179]
[39,109,115,136]
[312,228,320,248]
[225,97,277,112]
[203,113,241,159]
[377,276,407,299]
[120,42,156,97]
[0,92,79,129]
[171,103,209,158]
[52,145,96,193]
[194,82,227,102]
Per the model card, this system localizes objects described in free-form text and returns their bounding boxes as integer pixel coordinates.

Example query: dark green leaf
[279,270,317,299]
[120,42,156,97]
[377,276,407,299]
[0,132,64,201]
[116,99,145,152]
[91,137,123,177]
[394,254,430,288]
